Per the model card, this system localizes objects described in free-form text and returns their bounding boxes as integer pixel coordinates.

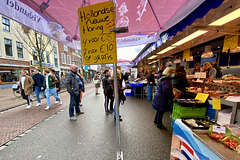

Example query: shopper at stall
[147,70,156,101]
[210,62,222,78]
[109,70,125,122]
[102,69,114,114]
[123,72,129,82]
[191,63,201,75]
[202,62,217,79]
[137,68,144,80]
[173,66,189,98]
[94,71,101,95]
[18,70,34,109]
[152,67,175,130]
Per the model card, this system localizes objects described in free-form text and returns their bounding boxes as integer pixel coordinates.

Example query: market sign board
[222,35,238,52]
[78,1,117,65]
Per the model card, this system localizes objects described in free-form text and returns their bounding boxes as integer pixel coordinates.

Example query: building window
[32,47,38,61]
[75,50,79,54]
[46,51,50,63]
[4,38,12,56]
[64,45,68,52]
[67,55,71,64]
[16,42,23,58]
[53,46,57,55]
[61,53,66,64]
[54,58,58,67]
[2,17,10,32]
[0,69,26,83]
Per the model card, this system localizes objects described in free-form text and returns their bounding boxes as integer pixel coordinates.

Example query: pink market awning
[0,0,220,49]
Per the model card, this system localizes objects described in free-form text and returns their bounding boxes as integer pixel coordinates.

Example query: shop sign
[222,35,238,52]
[33,61,53,67]
[78,1,117,65]
[183,49,190,61]
[0,58,30,66]
[134,33,169,64]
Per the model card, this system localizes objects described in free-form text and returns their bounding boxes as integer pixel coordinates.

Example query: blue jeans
[45,88,61,106]
[69,92,81,117]
[147,85,153,101]
[35,86,46,103]
[114,99,121,117]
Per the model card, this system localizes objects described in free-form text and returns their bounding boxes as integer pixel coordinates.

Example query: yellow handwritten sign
[183,48,190,61]
[212,98,221,110]
[195,93,209,103]
[78,1,117,65]
[222,35,238,52]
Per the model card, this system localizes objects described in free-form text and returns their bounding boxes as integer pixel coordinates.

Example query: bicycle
[12,84,36,98]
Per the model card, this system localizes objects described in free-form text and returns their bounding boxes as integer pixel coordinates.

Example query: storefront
[0,58,30,89]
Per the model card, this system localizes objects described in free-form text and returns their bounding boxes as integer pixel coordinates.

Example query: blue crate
[125,92,131,96]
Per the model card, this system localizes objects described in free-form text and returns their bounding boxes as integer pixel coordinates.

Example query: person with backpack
[102,69,114,114]
[152,67,175,130]
[44,69,62,110]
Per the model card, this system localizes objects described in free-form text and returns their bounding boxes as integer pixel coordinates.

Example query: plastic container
[172,99,207,120]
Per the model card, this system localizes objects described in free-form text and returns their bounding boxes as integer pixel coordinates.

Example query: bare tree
[14,24,54,73]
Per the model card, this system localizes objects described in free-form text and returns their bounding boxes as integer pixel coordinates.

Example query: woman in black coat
[172,66,189,98]
[152,67,175,130]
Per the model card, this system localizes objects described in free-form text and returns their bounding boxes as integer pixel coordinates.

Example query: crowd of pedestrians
[18,68,63,110]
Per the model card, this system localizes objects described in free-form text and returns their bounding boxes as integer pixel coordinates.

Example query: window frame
[2,17,10,32]
[61,53,66,64]
[54,58,58,68]
[46,51,50,63]
[64,45,68,52]
[4,38,13,57]
[67,55,71,65]
[16,42,24,58]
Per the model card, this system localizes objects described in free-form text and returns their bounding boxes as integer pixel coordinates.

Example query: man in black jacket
[64,64,85,121]
[102,69,114,114]
[147,70,156,101]
[33,68,46,106]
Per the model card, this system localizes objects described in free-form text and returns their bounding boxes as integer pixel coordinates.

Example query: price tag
[212,98,221,110]
[195,93,209,103]
[213,126,226,134]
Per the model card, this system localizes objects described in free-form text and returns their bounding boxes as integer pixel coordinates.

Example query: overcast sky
[117,44,146,61]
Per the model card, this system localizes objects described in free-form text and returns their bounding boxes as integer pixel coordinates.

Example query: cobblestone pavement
[0,83,95,147]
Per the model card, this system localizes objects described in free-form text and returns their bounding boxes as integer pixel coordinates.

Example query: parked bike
[12,84,36,98]
[12,84,21,98]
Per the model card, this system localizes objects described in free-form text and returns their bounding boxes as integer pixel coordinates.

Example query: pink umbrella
[0,0,223,49]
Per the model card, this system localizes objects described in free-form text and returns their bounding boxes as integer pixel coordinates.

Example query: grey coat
[64,71,85,95]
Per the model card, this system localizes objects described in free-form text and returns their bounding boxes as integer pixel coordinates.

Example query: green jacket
[45,74,57,89]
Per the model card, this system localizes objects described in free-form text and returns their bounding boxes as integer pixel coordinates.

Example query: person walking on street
[44,69,62,110]
[64,64,85,121]
[77,72,83,106]
[50,69,61,97]
[18,70,34,109]
[109,70,125,122]
[102,69,114,114]
[147,70,156,101]
[152,67,175,130]
[32,68,46,106]
[94,71,101,95]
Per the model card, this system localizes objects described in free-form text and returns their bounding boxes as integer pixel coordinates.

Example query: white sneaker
[45,106,51,110]
[54,101,59,104]
[35,103,42,106]
[59,101,63,105]
[26,105,31,109]
[70,117,77,121]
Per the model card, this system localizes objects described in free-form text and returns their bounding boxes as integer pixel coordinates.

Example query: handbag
[120,90,126,103]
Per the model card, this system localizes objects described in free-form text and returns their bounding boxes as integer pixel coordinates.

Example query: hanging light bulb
[166,58,172,66]
[187,56,194,61]
[174,56,181,63]
[201,45,213,58]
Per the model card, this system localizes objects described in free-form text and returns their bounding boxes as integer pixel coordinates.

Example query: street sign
[78,1,117,65]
